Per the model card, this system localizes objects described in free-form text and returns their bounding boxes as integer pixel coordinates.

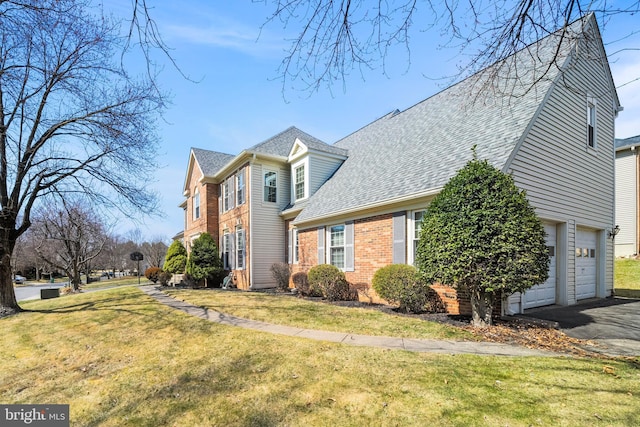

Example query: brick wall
[219,164,251,290]
[290,212,500,317]
[183,164,220,249]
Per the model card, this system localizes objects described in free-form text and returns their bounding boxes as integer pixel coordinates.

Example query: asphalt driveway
[524,297,640,357]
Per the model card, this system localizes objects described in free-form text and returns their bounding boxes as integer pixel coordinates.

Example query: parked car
[13,275,26,284]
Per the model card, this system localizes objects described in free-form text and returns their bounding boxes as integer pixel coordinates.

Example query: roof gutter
[292,187,442,229]
[210,150,288,182]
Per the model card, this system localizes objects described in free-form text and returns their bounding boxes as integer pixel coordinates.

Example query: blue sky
[118,1,640,240]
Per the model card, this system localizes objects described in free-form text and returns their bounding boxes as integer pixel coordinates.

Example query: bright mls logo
[0,405,69,426]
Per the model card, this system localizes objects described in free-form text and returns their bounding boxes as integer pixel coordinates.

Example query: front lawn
[1,286,638,426]
[163,288,473,340]
[615,258,640,298]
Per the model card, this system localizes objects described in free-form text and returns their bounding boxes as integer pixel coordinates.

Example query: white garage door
[576,228,597,300]
[523,223,557,309]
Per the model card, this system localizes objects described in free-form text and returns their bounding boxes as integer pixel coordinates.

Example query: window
[222,232,232,270]
[329,225,345,269]
[193,188,200,220]
[587,97,596,148]
[236,226,245,269]
[412,211,424,264]
[292,229,299,263]
[264,171,277,203]
[223,176,235,211]
[236,170,245,206]
[294,164,305,201]
[407,210,425,265]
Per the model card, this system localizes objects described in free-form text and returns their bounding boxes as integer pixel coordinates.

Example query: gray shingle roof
[615,136,640,151]
[191,148,235,177]
[295,16,591,224]
[248,126,346,158]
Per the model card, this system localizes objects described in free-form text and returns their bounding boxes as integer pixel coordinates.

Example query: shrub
[351,282,374,304]
[415,156,549,326]
[158,271,172,286]
[372,264,429,313]
[308,264,351,301]
[270,262,291,291]
[164,240,188,274]
[144,267,162,283]
[186,233,224,287]
[292,271,320,297]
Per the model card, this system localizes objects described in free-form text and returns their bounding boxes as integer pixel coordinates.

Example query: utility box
[41,288,60,299]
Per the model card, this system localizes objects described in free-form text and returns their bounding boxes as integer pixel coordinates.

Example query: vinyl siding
[250,161,290,288]
[615,149,637,257]
[308,154,344,197]
[508,31,616,300]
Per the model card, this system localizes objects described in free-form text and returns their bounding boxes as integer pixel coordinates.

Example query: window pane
[414,211,424,239]
[193,192,200,220]
[330,225,345,246]
[330,248,345,269]
[237,172,245,205]
[236,229,245,269]
[264,171,277,202]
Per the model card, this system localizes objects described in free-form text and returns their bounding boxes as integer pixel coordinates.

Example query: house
[182,127,347,289]
[181,14,621,315]
[615,135,640,257]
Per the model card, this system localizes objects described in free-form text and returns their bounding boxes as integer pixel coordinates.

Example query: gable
[295,14,614,226]
[183,151,203,195]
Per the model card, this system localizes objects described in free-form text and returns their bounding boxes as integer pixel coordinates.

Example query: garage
[523,223,557,309]
[576,227,597,300]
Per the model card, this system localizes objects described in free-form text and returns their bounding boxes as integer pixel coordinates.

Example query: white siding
[507,30,616,305]
[250,161,290,288]
[615,149,637,257]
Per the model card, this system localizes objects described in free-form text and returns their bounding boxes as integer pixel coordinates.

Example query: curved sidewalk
[141,286,556,357]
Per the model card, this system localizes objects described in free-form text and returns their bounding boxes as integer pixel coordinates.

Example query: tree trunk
[0,239,21,317]
[470,289,495,327]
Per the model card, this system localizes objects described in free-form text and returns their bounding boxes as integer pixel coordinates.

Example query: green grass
[615,259,640,298]
[163,288,473,340]
[2,287,639,426]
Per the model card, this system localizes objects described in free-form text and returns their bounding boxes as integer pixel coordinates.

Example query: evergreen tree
[415,157,549,326]
[164,241,188,275]
[186,233,223,287]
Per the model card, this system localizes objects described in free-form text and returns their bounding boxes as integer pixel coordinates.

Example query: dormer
[286,137,348,206]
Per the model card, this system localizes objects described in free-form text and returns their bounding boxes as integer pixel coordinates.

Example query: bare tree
[258,0,640,93]
[141,239,168,268]
[32,200,107,291]
[0,0,166,315]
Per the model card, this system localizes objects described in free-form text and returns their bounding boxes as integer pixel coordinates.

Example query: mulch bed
[318,297,609,358]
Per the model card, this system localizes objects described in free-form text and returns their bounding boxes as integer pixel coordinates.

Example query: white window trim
[292,228,299,264]
[263,169,278,203]
[586,95,597,151]
[407,210,425,266]
[326,224,346,270]
[291,158,309,202]
[236,169,245,206]
[222,231,232,270]
[236,226,245,270]
[222,180,229,212]
[193,188,200,220]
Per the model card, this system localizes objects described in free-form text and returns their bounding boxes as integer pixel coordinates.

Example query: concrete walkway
[141,286,556,357]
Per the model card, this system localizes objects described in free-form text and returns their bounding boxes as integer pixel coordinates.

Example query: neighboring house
[182,14,621,314]
[614,135,640,257]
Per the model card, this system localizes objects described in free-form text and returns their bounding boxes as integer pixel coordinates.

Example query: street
[14,283,66,302]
